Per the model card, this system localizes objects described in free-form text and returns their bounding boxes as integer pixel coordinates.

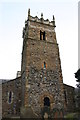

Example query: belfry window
[43,31,45,40]
[40,30,42,40]
[40,31,45,40]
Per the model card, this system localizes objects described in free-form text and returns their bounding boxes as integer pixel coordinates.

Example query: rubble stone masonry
[2,9,76,118]
[21,9,65,118]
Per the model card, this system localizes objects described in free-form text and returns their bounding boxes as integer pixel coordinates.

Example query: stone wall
[2,78,76,118]
[63,84,76,114]
[2,77,21,118]
[21,11,65,118]
[0,80,2,119]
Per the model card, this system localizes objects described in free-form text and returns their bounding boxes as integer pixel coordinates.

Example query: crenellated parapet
[27,8,56,27]
[22,9,56,39]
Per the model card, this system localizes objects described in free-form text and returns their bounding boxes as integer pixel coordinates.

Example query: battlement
[27,9,56,27]
[22,9,56,39]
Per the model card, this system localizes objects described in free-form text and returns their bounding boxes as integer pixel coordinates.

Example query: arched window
[9,91,12,103]
[7,91,13,104]
[40,31,45,40]
[44,62,46,69]
[44,97,50,106]
[40,30,43,40]
[43,31,45,40]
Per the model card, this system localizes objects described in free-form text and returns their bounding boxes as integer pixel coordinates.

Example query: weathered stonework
[2,78,76,118]
[63,84,75,114]
[2,9,76,118]
[21,9,64,118]
[2,77,21,118]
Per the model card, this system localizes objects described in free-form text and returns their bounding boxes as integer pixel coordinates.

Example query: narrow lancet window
[9,91,12,103]
[7,91,13,104]
[44,62,46,69]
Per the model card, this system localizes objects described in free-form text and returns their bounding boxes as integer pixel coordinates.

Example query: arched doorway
[42,97,50,118]
[44,97,50,107]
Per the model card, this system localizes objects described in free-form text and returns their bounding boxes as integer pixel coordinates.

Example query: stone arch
[39,92,54,109]
[44,97,50,107]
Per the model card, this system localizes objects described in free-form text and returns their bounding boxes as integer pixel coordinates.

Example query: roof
[2,77,21,84]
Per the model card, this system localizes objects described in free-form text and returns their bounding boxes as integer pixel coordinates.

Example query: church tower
[21,9,64,118]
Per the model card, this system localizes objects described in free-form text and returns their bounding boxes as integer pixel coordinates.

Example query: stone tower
[21,9,64,118]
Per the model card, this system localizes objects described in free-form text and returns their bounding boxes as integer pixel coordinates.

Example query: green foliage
[65,113,80,119]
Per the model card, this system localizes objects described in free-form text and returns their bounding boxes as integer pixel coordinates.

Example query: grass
[64,112,80,119]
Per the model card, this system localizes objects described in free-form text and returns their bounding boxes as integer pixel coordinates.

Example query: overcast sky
[0,0,78,87]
